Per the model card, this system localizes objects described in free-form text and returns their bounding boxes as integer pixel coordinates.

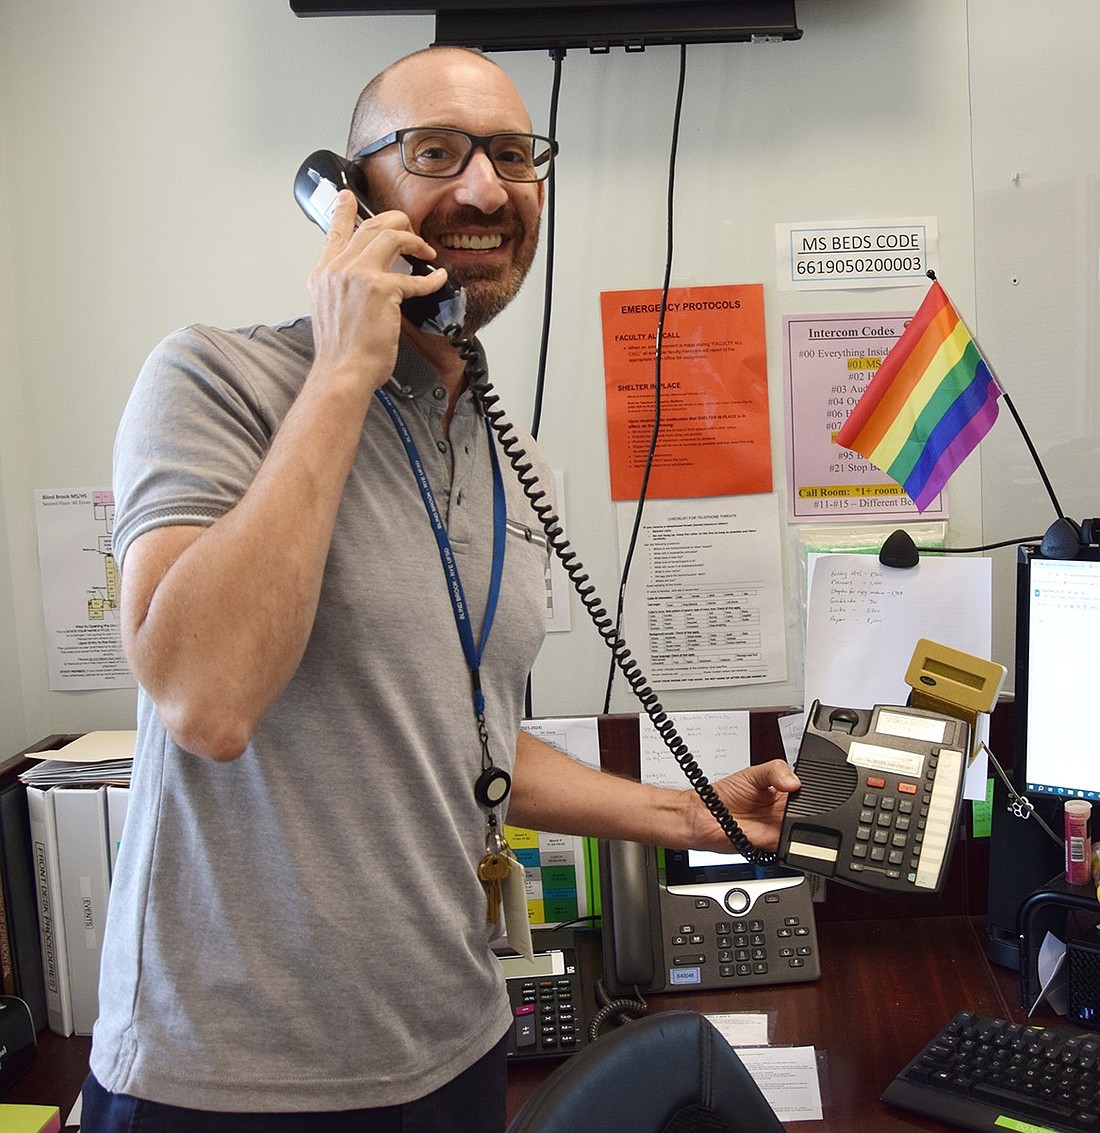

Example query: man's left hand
[685,758,801,854]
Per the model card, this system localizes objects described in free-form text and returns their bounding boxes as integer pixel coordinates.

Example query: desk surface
[507,915,1039,1132]
[5,915,1043,1132]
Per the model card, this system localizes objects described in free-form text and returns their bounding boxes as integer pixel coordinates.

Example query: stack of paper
[20,731,135,787]
[22,733,133,1037]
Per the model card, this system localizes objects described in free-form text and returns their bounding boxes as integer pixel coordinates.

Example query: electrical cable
[929,537,1044,554]
[602,42,688,716]
[525,46,565,720]
[979,740,1063,848]
[440,326,772,861]
[877,527,1048,568]
[291,142,773,859]
[405,47,770,858]
[588,978,648,1040]
[530,47,565,442]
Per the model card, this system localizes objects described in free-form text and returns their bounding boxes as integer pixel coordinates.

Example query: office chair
[505,1010,785,1133]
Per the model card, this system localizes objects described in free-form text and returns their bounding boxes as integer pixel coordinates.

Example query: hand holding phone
[294,150,466,335]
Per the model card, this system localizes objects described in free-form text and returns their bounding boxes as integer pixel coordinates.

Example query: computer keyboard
[882,1010,1100,1132]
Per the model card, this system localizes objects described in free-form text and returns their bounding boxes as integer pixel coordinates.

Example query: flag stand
[998,392,1082,558]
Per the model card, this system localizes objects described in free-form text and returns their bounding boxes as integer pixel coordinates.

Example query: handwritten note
[821,565,908,629]
[639,709,750,790]
[805,553,992,713]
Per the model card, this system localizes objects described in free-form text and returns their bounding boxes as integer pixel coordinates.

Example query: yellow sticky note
[0,1105,62,1133]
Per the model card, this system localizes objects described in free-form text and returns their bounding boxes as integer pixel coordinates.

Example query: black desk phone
[495,931,591,1060]
[293,148,466,335]
[779,700,970,894]
[778,640,1006,895]
[599,838,820,996]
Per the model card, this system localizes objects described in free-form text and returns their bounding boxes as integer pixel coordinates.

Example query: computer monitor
[986,542,1100,968]
[1015,543,1100,803]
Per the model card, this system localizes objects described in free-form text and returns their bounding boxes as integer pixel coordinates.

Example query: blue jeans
[81,1035,509,1133]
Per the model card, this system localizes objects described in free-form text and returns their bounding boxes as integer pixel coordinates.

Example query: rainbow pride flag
[835,279,1001,512]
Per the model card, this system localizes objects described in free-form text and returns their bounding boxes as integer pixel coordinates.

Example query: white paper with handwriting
[803,553,993,798]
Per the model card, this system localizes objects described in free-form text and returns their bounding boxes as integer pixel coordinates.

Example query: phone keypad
[846,748,960,889]
[508,977,582,1058]
[850,782,926,881]
[667,906,815,981]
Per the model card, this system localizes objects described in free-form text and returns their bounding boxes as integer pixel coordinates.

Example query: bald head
[347,47,526,158]
[341,46,545,333]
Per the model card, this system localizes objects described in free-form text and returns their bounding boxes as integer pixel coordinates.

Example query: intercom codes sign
[600,284,771,501]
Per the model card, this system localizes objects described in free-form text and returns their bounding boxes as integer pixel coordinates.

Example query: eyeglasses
[352,127,558,184]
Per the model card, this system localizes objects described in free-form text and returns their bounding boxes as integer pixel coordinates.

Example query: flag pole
[926,270,1066,524]
[999,394,1066,522]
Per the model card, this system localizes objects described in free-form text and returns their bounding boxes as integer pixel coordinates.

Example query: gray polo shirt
[92,317,552,1111]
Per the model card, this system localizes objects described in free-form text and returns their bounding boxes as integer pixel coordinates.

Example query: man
[84,45,799,1133]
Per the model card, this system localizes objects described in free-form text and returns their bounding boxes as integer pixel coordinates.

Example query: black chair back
[505,1010,785,1133]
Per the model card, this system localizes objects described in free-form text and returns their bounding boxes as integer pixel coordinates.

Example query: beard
[422,204,541,332]
[366,188,541,332]
[444,250,535,332]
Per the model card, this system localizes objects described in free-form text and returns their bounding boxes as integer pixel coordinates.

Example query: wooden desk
[506,915,1046,1131]
[2,711,1029,1126]
[4,1030,90,1122]
[1,917,1046,1130]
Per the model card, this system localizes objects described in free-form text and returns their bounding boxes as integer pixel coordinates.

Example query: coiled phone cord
[441,325,775,864]
[588,978,649,1040]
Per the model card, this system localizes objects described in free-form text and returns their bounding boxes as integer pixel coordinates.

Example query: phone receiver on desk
[293,149,466,335]
[600,839,662,990]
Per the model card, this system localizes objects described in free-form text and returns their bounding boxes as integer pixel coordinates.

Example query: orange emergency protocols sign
[600,283,772,501]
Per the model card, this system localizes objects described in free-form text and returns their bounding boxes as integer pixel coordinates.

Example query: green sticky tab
[971,777,994,838]
[995,1115,1060,1132]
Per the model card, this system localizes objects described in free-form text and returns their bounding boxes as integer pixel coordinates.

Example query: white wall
[0,0,1039,756]
[0,78,29,754]
[969,0,1100,677]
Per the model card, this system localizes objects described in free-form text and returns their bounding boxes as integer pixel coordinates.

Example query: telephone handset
[601,839,663,988]
[293,149,467,335]
[293,148,770,864]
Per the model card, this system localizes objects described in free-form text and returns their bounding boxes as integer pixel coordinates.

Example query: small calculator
[496,945,588,1060]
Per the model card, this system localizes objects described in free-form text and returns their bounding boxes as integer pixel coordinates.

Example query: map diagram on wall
[35,488,135,691]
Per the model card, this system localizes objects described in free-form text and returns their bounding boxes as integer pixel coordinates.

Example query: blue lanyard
[374,386,507,722]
